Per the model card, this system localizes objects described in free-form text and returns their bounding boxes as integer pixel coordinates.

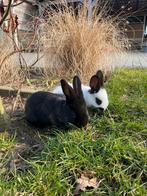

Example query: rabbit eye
[95,98,102,105]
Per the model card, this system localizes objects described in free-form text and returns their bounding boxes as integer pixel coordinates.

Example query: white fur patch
[52,85,64,94]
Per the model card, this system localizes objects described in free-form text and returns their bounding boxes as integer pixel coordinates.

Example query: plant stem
[0,0,12,26]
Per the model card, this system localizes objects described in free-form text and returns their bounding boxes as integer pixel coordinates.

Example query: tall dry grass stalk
[41,1,128,82]
[0,35,23,86]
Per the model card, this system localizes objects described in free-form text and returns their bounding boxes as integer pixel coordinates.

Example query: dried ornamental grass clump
[0,36,22,86]
[41,2,128,82]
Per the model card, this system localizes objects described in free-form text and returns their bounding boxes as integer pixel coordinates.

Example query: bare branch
[0,0,12,26]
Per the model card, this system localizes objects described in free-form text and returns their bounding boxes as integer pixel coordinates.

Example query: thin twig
[2,0,33,8]
[0,49,25,67]
[0,0,12,26]
[11,88,21,115]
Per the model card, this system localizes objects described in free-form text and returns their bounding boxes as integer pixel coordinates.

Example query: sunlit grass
[0,68,146,195]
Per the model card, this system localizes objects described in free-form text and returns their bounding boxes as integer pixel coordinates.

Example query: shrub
[41,2,128,82]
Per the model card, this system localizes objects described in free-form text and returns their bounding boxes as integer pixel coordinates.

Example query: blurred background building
[1,0,147,50]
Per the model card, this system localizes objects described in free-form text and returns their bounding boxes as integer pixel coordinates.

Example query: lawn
[0,68,146,195]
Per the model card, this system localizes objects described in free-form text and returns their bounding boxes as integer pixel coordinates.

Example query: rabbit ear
[89,70,104,93]
[73,75,83,97]
[61,79,75,100]
[96,70,104,85]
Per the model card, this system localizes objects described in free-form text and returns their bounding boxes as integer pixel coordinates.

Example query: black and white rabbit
[52,70,109,112]
[25,76,89,128]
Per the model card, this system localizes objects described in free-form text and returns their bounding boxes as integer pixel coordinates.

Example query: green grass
[0,68,147,195]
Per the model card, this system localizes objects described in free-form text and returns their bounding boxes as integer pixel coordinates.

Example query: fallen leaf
[0,149,6,159]
[74,172,103,195]
[8,156,29,173]
[8,143,29,173]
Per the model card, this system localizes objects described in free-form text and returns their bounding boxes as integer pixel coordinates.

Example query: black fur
[95,98,102,105]
[25,76,88,128]
[89,70,104,93]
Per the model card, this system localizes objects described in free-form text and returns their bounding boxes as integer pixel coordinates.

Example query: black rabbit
[25,76,89,128]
